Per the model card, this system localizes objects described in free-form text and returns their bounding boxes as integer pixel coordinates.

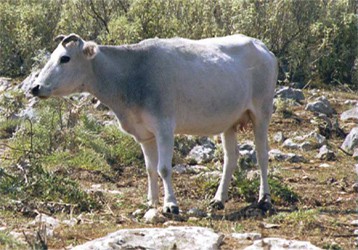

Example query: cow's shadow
[162,200,277,222]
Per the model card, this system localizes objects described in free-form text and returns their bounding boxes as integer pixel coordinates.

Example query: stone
[0,78,12,92]
[319,163,331,168]
[344,99,358,106]
[285,153,306,163]
[354,148,358,160]
[305,96,335,116]
[19,71,38,95]
[275,87,305,102]
[274,131,286,143]
[239,141,255,151]
[187,208,207,218]
[282,139,300,150]
[268,149,306,163]
[192,171,222,180]
[269,149,288,162]
[28,213,60,237]
[351,220,358,226]
[282,132,327,151]
[71,226,223,250]
[341,107,358,121]
[94,100,109,111]
[187,144,216,164]
[173,164,206,174]
[244,237,322,250]
[352,183,358,193]
[315,145,336,161]
[341,127,358,154]
[232,232,262,241]
[143,208,167,224]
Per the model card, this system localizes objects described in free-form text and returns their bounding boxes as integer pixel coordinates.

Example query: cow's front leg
[210,127,238,210]
[156,127,178,214]
[141,139,159,207]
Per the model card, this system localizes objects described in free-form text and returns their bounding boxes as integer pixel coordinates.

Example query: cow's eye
[60,56,71,64]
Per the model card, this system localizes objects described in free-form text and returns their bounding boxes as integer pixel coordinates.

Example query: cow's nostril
[31,85,40,96]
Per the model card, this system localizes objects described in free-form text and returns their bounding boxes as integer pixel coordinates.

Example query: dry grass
[0,89,357,249]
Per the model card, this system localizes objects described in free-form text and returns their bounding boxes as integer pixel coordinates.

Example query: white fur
[33,34,278,212]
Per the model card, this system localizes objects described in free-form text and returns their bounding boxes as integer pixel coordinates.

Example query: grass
[0,231,25,249]
[0,85,357,249]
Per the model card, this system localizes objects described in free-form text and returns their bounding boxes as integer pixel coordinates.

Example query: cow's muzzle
[31,85,49,99]
[31,85,40,96]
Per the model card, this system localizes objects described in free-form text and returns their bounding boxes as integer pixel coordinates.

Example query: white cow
[31,34,278,214]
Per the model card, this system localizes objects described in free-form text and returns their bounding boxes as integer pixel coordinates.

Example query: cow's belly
[174,105,248,135]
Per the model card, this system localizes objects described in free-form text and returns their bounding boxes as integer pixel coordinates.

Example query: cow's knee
[158,165,171,179]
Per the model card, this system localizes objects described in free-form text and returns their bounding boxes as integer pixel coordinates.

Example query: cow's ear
[83,41,99,60]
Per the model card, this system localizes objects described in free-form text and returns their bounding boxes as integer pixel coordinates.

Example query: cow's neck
[86,45,149,120]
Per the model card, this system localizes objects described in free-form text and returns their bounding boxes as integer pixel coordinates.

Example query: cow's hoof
[163,205,179,215]
[257,195,276,215]
[209,199,225,210]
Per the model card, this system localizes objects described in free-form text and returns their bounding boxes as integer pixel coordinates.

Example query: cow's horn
[62,34,82,47]
[54,35,66,43]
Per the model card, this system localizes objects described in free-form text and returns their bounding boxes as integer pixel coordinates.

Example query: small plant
[269,209,318,228]
[0,231,24,249]
[274,97,295,118]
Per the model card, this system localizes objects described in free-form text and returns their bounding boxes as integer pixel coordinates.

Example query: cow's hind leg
[252,112,273,211]
[141,139,159,207]
[210,127,238,210]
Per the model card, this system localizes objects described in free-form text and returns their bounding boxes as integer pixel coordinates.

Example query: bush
[1,0,356,89]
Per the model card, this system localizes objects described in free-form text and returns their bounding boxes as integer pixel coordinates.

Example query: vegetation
[0,0,357,89]
[0,1,357,249]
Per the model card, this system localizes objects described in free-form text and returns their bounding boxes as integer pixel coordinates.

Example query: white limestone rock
[244,237,322,250]
[72,226,223,250]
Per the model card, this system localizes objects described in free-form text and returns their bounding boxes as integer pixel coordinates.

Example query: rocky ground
[0,77,357,249]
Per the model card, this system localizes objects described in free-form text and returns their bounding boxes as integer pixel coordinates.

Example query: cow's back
[135,35,277,135]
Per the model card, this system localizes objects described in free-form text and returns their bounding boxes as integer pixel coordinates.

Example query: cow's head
[31,34,99,98]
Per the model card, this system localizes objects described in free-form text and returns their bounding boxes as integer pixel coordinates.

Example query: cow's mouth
[31,85,50,99]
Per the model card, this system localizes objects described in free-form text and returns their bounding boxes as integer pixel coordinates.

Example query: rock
[0,78,12,92]
[94,100,109,111]
[319,163,331,168]
[192,170,222,180]
[18,71,38,95]
[341,127,358,154]
[143,208,167,224]
[354,148,358,160]
[315,145,336,161]
[232,232,262,241]
[283,132,327,151]
[302,132,327,148]
[132,209,144,218]
[305,96,335,116]
[282,139,300,150]
[173,164,206,174]
[244,237,322,250]
[71,226,223,250]
[187,208,207,218]
[269,149,288,161]
[269,149,306,163]
[344,99,358,106]
[275,87,305,102]
[274,131,286,143]
[351,220,358,226]
[28,213,60,237]
[341,107,358,121]
[187,143,216,164]
[352,183,358,193]
[62,218,78,227]
[239,141,255,151]
[285,153,306,163]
